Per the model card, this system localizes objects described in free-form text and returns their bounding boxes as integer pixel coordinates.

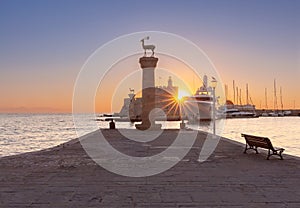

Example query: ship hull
[183,100,213,121]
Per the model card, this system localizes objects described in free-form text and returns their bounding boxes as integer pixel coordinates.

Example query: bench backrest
[241,134,274,150]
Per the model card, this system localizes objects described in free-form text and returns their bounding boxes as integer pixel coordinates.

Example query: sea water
[0,114,299,157]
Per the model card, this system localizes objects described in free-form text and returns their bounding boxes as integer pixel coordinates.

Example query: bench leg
[244,145,259,154]
[278,150,284,160]
[267,149,270,160]
[244,144,248,153]
[267,149,284,160]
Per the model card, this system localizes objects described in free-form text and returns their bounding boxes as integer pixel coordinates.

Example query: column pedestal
[135,57,162,130]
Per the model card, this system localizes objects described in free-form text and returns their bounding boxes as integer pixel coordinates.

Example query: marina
[111,56,297,122]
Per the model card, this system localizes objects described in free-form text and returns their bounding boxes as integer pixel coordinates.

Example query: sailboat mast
[260,100,262,109]
[236,86,238,107]
[246,83,249,105]
[265,88,268,110]
[239,88,242,105]
[233,80,235,104]
[225,84,228,101]
[280,87,283,111]
[274,79,278,111]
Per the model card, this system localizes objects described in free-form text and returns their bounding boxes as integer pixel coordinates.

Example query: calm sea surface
[0,114,299,157]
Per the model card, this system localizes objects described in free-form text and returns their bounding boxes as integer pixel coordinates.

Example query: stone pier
[0,129,299,207]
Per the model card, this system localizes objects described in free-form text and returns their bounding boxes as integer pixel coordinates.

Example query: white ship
[182,75,214,121]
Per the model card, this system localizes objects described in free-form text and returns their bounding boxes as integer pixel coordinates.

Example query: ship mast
[239,88,242,105]
[265,88,268,110]
[236,86,238,106]
[274,79,278,112]
[225,84,228,101]
[246,83,249,105]
[233,80,235,104]
[280,86,283,112]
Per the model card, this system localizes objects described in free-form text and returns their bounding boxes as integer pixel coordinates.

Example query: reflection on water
[0,114,78,157]
[0,114,299,157]
[220,117,300,157]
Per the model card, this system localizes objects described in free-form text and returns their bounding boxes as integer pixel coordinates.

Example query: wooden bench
[241,133,285,160]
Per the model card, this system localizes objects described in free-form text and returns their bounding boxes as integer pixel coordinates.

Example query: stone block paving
[0,129,299,207]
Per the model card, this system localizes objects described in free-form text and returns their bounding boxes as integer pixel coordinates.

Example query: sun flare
[177,89,191,100]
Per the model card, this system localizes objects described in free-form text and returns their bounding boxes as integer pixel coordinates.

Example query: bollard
[109,120,115,129]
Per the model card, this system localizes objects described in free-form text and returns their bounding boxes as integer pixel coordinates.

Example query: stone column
[135,56,161,130]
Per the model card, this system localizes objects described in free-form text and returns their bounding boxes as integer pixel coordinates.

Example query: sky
[0,0,299,113]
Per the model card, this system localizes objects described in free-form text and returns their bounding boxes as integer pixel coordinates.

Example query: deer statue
[140,36,155,57]
[129,88,135,94]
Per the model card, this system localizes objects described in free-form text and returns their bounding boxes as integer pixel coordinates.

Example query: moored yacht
[182,75,214,121]
[219,100,258,119]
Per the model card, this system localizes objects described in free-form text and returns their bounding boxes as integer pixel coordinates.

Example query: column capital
[139,57,158,69]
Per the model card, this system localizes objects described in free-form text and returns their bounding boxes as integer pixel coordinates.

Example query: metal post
[180,103,185,129]
[211,77,217,136]
[213,87,216,135]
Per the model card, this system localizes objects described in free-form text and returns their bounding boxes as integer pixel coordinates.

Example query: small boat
[268,112,278,117]
[223,108,258,119]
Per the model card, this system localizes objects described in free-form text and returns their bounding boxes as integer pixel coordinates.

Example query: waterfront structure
[135,55,161,130]
[120,77,180,122]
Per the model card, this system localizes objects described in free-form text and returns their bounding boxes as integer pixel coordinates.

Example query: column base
[135,123,162,130]
[180,122,186,129]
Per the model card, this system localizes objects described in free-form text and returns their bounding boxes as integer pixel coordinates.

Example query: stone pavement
[0,129,299,207]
